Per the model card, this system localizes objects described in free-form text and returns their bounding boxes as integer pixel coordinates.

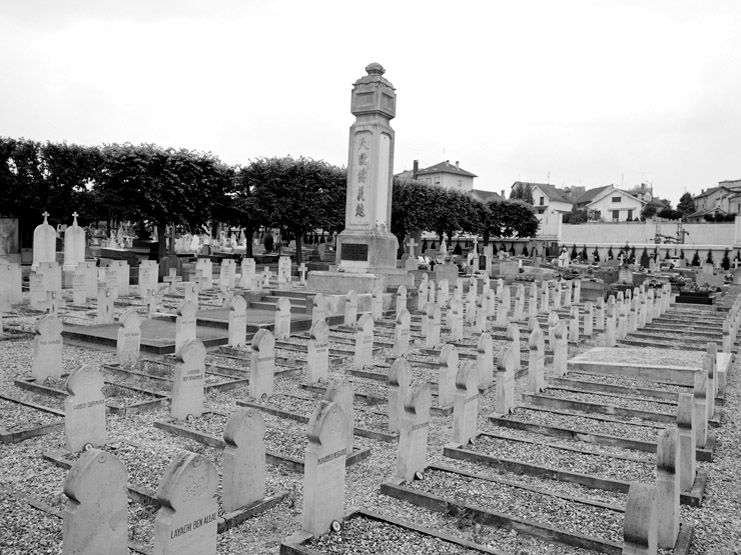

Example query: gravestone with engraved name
[476,332,494,390]
[527,325,545,393]
[138,261,159,297]
[344,290,358,327]
[250,329,275,399]
[425,302,441,348]
[29,272,46,310]
[438,343,458,407]
[325,379,354,455]
[153,452,218,555]
[65,363,107,452]
[495,346,515,414]
[32,313,63,379]
[353,313,374,369]
[453,361,479,445]
[116,310,141,366]
[63,448,127,555]
[274,297,291,340]
[222,408,266,513]
[307,320,329,384]
[388,358,411,433]
[228,296,247,348]
[302,400,347,535]
[393,309,411,356]
[171,339,207,420]
[240,258,256,289]
[175,301,198,357]
[395,383,431,483]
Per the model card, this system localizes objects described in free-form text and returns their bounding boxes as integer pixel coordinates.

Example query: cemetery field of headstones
[3,256,741,554]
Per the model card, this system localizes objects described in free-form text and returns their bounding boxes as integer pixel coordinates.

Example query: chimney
[501,189,506,199]
[455,161,459,168]
[412,160,419,180]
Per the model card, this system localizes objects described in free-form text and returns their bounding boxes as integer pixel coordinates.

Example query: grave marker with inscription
[228,296,248,348]
[32,313,64,379]
[353,313,374,369]
[307,320,329,384]
[274,297,291,340]
[116,309,142,366]
[249,329,275,400]
[388,358,411,433]
[65,363,107,452]
[437,343,458,407]
[395,383,431,483]
[222,409,266,513]
[171,339,207,420]
[453,361,479,445]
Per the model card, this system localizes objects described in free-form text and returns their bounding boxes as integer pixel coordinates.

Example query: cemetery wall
[561,221,736,248]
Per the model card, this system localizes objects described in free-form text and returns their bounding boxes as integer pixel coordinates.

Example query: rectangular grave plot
[281,509,502,555]
[0,327,35,342]
[101,362,247,394]
[102,383,168,415]
[380,471,625,554]
[237,398,398,443]
[0,395,64,443]
[443,434,707,507]
[155,411,371,473]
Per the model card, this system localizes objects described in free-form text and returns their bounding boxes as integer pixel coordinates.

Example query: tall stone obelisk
[308,63,411,293]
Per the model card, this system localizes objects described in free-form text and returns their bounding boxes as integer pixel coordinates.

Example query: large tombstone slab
[153,452,218,555]
[175,301,198,357]
[116,309,141,366]
[249,329,275,400]
[0,261,22,308]
[63,449,127,555]
[240,258,256,289]
[220,259,237,290]
[395,383,431,483]
[29,272,46,310]
[307,320,329,384]
[171,339,207,420]
[623,482,657,555]
[353,313,374,369]
[32,314,64,380]
[195,258,214,290]
[39,261,62,296]
[302,400,347,536]
[65,363,107,452]
[656,428,680,548]
[393,308,411,356]
[228,296,248,348]
[72,268,87,306]
[344,290,358,327]
[676,393,696,492]
[138,261,159,297]
[63,214,86,275]
[222,408,266,513]
[32,212,57,270]
[312,293,328,326]
[388,358,411,433]
[437,343,458,407]
[453,361,479,445]
[109,260,130,297]
[274,297,291,340]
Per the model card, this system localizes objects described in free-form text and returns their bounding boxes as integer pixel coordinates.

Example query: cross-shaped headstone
[42,210,49,222]
[163,268,181,293]
[262,266,272,288]
[406,238,417,258]
[298,263,308,285]
[146,288,162,318]
[71,211,79,223]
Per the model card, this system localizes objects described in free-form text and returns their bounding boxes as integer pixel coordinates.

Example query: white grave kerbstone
[344,290,358,326]
[63,449,127,555]
[495,346,515,414]
[437,344,458,407]
[307,320,329,384]
[250,329,275,400]
[171,339,206,420]
[676,393,696,492]
[222,409,266,513]
[476,333,494,390]
[32,314,63,379]
[388,358,411,433]
[228,296,247,348]
[353,313,374,369]
[393,309,411,356]
[65,363,106,452]
[116,310,141,366]
[302,400,347,535]
[325,379,354,455]
[395,383,431,483]
[175,301,197,356]
[153,452,218,555]
[453,360,479,445]
[274,297,291,340]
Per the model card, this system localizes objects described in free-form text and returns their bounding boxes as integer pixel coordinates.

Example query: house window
[539,197,544,206]
[434,177,441,185]
[457,179,462,188]
[627,209,633,220]
[612,210,620,221]
[591,210,601,220]
[611,196,621,203]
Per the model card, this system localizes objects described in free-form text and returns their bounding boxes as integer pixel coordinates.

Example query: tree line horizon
[0,137,539,263]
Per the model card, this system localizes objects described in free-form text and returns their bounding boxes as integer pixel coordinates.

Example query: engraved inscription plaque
[341,243,368,261]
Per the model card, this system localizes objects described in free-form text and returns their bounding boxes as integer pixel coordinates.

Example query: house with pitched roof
[396,160,502,201]
[512,182,575,214]
[573,185,645,222]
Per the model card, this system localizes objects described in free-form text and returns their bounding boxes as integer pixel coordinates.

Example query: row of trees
[0,137,539,262]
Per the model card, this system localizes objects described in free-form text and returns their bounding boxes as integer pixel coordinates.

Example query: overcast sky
[2,1,739,205]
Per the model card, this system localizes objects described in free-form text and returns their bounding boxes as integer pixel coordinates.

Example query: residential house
[513,182,577,214]
[396,160,502,202]
[573,185,645,222]
[686,180,741,221]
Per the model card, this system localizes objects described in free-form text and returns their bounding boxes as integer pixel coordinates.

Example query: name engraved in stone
[412,422,429,431]
[465,394,479,404]
[318,448,346,464]
[340,243,368,261]
[72,399,105,410]
[170,511,218,539]
[183,374,204,382]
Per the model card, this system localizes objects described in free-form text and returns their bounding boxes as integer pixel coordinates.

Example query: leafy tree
[391,178,438,256]
[571,245,578,260]
[244,156,345,264]
[641,204,657,220]
[658,208,682,220]
[722,249,731,270]
[592,248,600,262]
[607,246,614,260]
[677,192,696,216]
[563,208,588,224]
[706,250,714,265]
[692,251,700,266]
[484,199,539,238]
[510,182,533,204]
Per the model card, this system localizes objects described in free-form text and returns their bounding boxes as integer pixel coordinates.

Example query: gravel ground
[566,371,691,394]
[2,298,741,554]
[541,387,677,415]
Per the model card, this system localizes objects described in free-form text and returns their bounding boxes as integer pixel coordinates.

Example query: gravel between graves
[566,372,690,394]
[542,387,676,416]
[3,301,741,554]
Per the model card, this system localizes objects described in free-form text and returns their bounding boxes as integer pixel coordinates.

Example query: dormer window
[611,196,621,203]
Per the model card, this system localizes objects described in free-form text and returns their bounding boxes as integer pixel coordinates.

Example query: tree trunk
[245,225,254,258]
[294,227,303,265]
[156,223,166,260]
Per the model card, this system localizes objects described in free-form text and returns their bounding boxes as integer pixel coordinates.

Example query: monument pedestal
[306,268,412,294]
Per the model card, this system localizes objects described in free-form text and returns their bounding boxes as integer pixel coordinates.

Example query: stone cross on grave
[298,263,308,286]
[406,238,417,259]
[163,268,181,293]
[71,211,78,223]
[42,210,49,222]
[262,266,272,288]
